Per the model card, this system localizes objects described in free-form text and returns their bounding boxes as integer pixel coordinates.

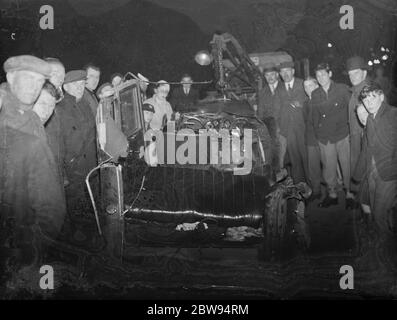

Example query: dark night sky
[1,0,397,87]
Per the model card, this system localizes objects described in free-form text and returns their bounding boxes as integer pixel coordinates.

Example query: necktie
[288,84,292,91]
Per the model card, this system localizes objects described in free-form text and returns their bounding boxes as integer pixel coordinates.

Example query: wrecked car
[93,33,311,263]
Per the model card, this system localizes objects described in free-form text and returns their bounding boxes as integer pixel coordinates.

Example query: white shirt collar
[285,78,295,90]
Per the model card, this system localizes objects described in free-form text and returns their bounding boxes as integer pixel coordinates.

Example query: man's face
[7,70,45,105]
[315,69,332,88]
[111,76,122,87]
[303,80,318,97]
[86,68,100,91]
[279,67,294,83]
[49,63,65,88]
[143,110,154,124]
[362,91,384,114]
[65,80,86,100]
[348,68,367,86]
[264,71,278,85]
[182,76,192,89]
[32,89,56,124]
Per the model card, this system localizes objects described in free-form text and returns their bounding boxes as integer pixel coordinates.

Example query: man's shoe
[345,198,358,210]
[318,196,338,208]
[307,192,322,203]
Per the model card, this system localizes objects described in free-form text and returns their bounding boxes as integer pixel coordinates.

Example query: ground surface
[4,188,397,300]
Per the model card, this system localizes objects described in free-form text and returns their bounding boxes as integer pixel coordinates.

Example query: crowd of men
[0,52,396,282]
[256,56,397,244]
[0,55,202,280]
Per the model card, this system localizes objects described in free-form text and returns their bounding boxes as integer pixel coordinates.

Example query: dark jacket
[0,84,66,272]
[45,109,65,182]
[311,81,350,144]
[354,102,397,182]
[170,86,199,112]
[302,98,317,146]
[82,88,99,118]
[277,78,307,137]
[56,92,97,184]
[257,82,282,123]
[348,79,368,136]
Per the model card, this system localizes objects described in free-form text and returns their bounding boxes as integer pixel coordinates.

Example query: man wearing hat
[55,70,98,212]
[257,62,282,171]
[142,102,155,130]
[144,80,176,131]
[0,55,66,281]
[277,60,308,184]
[346,56,369,199]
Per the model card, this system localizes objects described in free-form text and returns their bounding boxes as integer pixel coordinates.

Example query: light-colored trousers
[318,136,351,197]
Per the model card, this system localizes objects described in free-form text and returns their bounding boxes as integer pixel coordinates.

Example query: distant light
[194,50,213,66]
[374,59,380,64]
[327,43,333,48]
[368,61,373,66]
[385,48,390,52]
[382,54,388,60]
[381,46,385,52]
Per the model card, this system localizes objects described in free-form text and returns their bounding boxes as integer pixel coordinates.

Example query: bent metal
[143,121,253,175]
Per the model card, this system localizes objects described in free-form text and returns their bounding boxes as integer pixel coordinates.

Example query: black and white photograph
[0,0,397,305]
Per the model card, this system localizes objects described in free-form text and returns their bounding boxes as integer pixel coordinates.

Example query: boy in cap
[0,55,66,282]
[142,102,155,129]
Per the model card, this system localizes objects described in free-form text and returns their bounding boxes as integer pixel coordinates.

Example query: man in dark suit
[56,70,98,212]
[278,60,308,183]
[346,56,369,201]
[257,63,283,171]
[355,83,397,237]
[170,74,199,112]
[303,77,322,201]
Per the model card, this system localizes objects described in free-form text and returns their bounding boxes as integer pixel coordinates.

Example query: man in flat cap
[346,56,369,202]
[257,62,282,171]
[55,70,98,213]
[277,60,308,184]
[0,55,66,282]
